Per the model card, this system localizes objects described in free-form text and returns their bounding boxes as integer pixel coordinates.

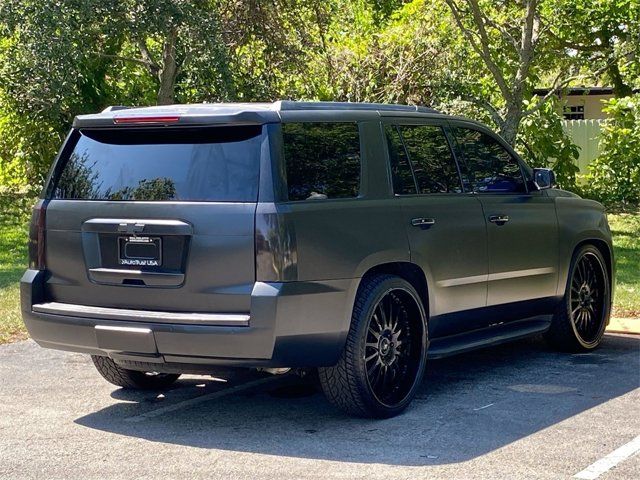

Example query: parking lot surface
[0,334,638,479]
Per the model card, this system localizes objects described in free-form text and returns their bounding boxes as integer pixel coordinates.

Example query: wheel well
[361,262,429,316]
[574,239,613,283]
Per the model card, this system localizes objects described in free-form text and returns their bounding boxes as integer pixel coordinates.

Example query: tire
[91,355,180,389]
[318,274,428,418]
[545,245,611,352]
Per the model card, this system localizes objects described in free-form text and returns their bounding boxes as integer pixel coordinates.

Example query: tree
[0,1,232,108]
[99,0,231,105]
[442,0,578,146]
[546,0,640,98]
[585,95,640,206]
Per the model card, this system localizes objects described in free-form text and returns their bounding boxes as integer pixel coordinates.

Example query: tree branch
[523,72,581,117]
[481,14,519,50]
[526,41,637,116]
[91,52,154,69]
[458,92,505,128]
[546,29,606,53]
[135,38,160,77]
[514,0,538,92]
[445,0,512,102]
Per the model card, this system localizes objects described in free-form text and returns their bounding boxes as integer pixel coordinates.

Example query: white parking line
[473,403,494,411]
[125,376,278,423]
[574,434,640,479]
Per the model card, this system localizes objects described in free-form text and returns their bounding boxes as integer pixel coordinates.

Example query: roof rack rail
[101,105,133,113]
[276,100,440,114]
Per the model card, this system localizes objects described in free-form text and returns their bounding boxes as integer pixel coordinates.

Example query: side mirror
[533,168,555,190]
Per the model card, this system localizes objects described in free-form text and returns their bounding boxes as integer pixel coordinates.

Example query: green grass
[0,203,638,345]
[0,198,29,344]
[608,212,640,318]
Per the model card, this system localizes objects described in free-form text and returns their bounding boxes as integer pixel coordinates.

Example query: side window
[452,127,526,194]
[385,126,417,195]
[399,125,462,194]
[385,124,462,195]
[282,122,361,201]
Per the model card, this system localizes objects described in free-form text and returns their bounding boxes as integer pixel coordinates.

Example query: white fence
[561,119,604,174]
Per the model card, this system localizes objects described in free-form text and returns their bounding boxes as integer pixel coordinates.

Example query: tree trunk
[499,103,523,146]
[601,33,633,98]
[608,62,633,98]
[156,28,179,105]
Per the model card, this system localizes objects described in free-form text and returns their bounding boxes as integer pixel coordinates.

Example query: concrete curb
[607,318,640,336]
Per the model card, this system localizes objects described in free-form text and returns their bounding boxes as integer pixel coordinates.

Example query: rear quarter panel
[261,118,409,284]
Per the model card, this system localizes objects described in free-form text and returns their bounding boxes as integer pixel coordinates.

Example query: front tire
[545,245,611,352]
[318,275,428,418]
[91,355,180,389]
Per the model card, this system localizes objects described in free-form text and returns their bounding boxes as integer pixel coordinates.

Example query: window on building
[563,105,585,120]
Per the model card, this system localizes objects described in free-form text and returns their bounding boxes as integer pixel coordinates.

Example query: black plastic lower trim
[427,316,552,359]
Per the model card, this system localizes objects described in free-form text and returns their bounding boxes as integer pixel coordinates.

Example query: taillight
[113,115,181,125]
[28,199,48,270]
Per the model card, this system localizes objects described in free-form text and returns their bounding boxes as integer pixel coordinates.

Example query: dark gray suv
[21,101,614,418]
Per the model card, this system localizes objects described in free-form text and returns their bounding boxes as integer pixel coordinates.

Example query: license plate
[118,236,162,267]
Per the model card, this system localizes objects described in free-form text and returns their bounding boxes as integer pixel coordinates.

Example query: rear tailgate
[42,125,264,314]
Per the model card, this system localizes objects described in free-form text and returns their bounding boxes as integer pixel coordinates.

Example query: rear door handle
[411,217,436,227]
[489,214,510,225]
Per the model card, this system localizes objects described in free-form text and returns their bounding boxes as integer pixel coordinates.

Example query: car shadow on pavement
[75,334,640,466]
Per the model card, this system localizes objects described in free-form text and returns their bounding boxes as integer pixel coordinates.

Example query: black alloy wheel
[318,275,428,418]
[364,289,424,407]
[569,251,607,344]
[545,245,610,352]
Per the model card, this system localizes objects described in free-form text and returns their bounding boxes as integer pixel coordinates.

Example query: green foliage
[545,0,640,96]
[607,211,640,317]
[284,0,459,108]
[0,94,65,192]
[517,96,580,190]
[584,96,640,206]
[0,0,636,197]
[0,193,30,343]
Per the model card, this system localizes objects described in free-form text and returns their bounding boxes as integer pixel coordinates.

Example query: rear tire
[545,245,611,352]
[91,355,180,389]
[318,275,428,418]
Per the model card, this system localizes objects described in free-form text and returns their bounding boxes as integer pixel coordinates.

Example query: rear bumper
[21,270,356,369]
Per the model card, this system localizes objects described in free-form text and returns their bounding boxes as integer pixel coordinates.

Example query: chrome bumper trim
[32,302,250,327]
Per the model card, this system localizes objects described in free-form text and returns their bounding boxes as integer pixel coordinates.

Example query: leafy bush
[0,98,64,195]
[517,96,580,190]
[584,95,640,207]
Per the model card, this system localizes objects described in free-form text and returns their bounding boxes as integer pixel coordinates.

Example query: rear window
[51,125,263,202]
[282,122,361,201]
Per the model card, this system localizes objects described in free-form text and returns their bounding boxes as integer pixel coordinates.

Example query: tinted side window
[397,125,462,194]
[385,126,417,195]
[452,127,526,193]
[283,122,361,201]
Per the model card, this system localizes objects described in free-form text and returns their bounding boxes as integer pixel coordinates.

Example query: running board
[427,317,552,359]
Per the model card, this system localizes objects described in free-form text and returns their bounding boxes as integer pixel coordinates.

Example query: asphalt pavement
[0,334,638,479]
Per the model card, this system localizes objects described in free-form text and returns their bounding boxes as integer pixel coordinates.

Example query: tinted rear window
[282,122,361,201]
[51,126,263,202]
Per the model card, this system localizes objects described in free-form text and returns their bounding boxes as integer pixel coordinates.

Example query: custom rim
[364,288,424,407]
[570,252,607,344]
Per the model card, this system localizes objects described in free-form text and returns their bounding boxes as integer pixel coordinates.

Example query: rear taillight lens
[28,200,48,270]
[113,115,181,125]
